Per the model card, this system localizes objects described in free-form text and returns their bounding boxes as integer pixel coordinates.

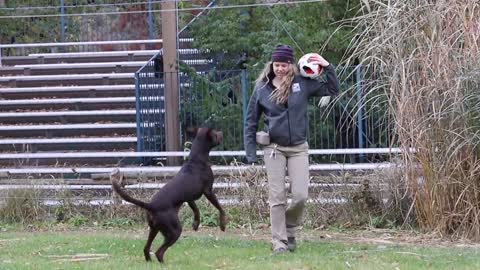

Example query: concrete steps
[0,97,135,111]
[0,46,177,167]
[0,123,136,138]
[0,85,136,99]
[0,137,137,152]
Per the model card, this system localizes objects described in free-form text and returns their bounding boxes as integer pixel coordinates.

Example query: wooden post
[161,0,180,165]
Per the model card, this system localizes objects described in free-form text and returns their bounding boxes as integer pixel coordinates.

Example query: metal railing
[135,64,394,163]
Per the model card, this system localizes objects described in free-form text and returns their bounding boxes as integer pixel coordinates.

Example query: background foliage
[188,0,360,69]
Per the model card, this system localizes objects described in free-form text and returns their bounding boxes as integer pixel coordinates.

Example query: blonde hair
[255,61,298,104]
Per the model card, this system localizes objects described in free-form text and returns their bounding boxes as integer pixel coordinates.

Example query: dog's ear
[185,127,198,137]
[207,129,223,145]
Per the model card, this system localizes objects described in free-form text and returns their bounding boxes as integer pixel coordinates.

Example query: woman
[244,44,339,254]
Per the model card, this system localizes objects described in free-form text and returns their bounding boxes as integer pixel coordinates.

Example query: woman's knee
[269,191,287,206]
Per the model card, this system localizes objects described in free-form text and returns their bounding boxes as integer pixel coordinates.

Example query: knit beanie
[271,44,294,64]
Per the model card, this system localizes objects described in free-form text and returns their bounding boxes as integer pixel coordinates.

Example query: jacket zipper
[286,101,292,145]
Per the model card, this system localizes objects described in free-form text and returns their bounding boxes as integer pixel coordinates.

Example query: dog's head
[186,127,223,148]
[207,128,223,148]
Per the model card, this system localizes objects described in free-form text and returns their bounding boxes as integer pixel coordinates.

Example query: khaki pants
[262,142,310,250]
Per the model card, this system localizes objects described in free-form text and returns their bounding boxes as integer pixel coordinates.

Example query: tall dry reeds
[342,0,480,239]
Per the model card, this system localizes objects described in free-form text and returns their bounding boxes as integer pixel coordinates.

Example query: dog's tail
[110,168,152,211]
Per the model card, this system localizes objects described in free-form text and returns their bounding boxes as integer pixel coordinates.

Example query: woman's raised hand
[307,53,330,67]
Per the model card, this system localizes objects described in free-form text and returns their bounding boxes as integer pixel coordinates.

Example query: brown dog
[110,127,227,263]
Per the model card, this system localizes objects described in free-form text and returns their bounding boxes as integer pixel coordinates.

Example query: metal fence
[0,0,162,55]
[135,53,165,155]
[135,55,394,163]
[135,53,248,153]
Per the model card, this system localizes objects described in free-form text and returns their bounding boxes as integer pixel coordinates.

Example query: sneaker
[287,237,296,252]
[272,240,288,255]
[273,246,287,255]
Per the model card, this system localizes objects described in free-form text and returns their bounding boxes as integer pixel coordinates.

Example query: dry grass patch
[341,0,480,239]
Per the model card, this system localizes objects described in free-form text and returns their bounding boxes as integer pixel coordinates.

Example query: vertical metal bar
[241,69,248,127]
[60,0,65,43]
[235,73,240,148]
[152,66,157,152]
[356,64,365,158]
[134,72,143,153]
[146,65,151,153]
[331,99,336,149]
[152,67,158,152]
[198,77,202,127]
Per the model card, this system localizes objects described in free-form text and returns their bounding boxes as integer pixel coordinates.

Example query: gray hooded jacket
[243,65,339,163]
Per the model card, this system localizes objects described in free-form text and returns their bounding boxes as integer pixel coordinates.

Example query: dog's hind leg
[155,213,182,263]
[187,201,200,230]
[203,189,227,231]
[143,228,159,261]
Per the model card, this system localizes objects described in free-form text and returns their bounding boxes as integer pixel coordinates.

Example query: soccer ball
[298,53,323,79]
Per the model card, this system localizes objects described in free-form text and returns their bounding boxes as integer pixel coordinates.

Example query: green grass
[0,228,479,270]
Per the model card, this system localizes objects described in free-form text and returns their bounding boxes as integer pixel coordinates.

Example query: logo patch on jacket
[292,83,301,93]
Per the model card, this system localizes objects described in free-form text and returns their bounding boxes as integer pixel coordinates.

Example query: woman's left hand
[308,53,330,67]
